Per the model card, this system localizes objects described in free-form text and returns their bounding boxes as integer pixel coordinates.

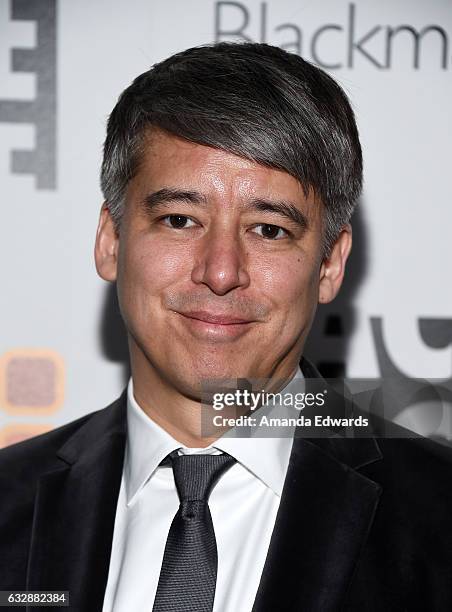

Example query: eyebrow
[140,187,309,230]
[141,188,207,210]
[249,198,309,231]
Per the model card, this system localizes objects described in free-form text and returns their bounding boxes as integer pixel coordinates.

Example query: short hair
[101,42,362,255]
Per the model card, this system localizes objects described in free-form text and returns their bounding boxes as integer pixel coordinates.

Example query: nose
[191,226,250,295]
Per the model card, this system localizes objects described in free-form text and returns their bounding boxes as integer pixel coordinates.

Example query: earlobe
[318,225,352,304]
[94,204,119,282]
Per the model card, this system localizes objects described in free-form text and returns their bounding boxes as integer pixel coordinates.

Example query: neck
[128,339,300,448]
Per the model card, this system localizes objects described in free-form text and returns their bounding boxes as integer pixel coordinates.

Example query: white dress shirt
[102,369,304,612]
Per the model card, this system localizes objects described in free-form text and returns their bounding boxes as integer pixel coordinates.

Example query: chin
[177,359,256,390]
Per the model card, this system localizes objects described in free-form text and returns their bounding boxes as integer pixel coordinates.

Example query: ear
[318,224,352,304]
[94,204,119,282]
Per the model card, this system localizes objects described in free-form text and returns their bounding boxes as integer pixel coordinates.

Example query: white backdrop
[1,0,451,446]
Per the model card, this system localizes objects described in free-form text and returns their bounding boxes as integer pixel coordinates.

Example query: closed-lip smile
[179,310,254,325]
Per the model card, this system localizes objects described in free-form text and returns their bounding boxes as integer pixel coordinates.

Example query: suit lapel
[252,359,383,612]
[26,390,128,611]
[25,360,383,611]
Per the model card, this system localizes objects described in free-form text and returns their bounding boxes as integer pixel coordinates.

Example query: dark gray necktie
[152,451,236,612]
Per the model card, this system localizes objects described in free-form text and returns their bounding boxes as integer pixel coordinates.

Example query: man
[1,42,451,611]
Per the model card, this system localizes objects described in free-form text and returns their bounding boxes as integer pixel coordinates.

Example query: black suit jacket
[1,359,452,611]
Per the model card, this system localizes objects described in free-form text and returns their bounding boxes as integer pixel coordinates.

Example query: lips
[179,310,254,325]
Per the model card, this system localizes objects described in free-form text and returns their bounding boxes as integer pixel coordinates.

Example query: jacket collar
[56,388,128,466]
[27,359,383,611]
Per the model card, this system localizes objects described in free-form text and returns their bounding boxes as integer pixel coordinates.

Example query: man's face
[95,129,350,398]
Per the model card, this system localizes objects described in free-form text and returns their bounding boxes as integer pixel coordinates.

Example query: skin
[95,128,352,446]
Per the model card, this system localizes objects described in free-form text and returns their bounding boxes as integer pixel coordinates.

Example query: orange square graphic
[0,349,64,415]
[0,424,53,449]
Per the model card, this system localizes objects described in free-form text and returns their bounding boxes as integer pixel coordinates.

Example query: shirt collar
[125,367,304,505]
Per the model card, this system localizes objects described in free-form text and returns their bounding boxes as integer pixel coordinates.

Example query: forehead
[127,128,321,224]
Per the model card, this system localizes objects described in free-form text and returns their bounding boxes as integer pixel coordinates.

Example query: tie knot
[165,452,235,503]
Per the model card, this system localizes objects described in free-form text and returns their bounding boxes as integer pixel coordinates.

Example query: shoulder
[0,411,97,475]
[369,432,452,501]
[0,414,97,518]
[366,413,452,484]
[361,431,452,556]
[0,391,126,495]
[347,387,452,489]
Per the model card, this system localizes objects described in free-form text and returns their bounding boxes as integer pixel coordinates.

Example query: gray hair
[101,42,362,256]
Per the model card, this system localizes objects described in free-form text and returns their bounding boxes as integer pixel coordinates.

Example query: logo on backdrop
[215,2,450,70]
[0,0,57,189]
[310,314,452,379]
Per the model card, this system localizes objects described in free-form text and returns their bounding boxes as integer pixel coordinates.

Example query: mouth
[175,310,257,340]
[180,311,254,325]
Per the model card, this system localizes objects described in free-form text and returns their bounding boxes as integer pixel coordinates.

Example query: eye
[161,215,197,229]
[252,224,289,240]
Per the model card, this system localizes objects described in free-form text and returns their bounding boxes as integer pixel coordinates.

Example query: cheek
[117,236,188,315]
[256,252,320,315]
[252,250,321,354]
